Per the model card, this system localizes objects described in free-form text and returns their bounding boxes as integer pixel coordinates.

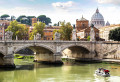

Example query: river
[0,59,120,82]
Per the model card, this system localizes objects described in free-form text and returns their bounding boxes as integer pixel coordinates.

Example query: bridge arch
[60,44,90,53]
[60,44,90,59]
[14,44,55,54]
[0,52,4,65]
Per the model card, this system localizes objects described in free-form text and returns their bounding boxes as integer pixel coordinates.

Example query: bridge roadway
[0,40,120,68]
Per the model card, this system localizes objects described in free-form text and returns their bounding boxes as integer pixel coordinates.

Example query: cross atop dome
[96,8,99,13]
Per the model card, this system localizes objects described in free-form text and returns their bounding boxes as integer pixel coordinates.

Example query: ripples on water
[0,59,120,82]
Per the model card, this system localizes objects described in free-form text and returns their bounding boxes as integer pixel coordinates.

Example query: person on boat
[104,69,110,74]
[98,68,101,73]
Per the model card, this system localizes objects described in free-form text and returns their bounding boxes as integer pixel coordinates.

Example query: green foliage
[37,15,51,25]
[16,15,36,25]
[87,36,90,41]
[29,22,45,40]
[27,16,36,25]
[109,27,120,41]
[14,54,34,59]
[53,29,60,40]
[1,14,10,20]
[16,15,26,22]
[59,21,73,40]
[53,23,58,26]
[77,37,80,41]
[14,54,20,58]
[5,20,29,40]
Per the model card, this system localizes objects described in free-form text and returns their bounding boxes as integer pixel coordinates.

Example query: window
[82,24,85,27]
[0,37,2,40]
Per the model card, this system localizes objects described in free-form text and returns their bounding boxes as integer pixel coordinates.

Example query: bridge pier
[53,52,63,65]
[1,54,15,68]
[34,52,63,65]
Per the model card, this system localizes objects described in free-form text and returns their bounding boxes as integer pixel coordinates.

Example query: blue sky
[0,0,120,25]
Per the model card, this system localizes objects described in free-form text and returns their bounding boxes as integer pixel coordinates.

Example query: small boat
[95,68,110,77]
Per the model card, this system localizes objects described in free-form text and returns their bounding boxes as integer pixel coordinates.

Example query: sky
[0,0,120,25]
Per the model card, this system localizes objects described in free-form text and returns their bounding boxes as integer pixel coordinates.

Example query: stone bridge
[0,40,120,67]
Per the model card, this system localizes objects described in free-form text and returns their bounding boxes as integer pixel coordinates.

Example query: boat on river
[95,68,110,77]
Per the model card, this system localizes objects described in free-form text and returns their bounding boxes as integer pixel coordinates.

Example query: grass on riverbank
[14,54,34,59]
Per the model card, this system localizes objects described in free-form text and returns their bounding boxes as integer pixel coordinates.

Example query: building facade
[32,18,37,26]
[44,26,60,40]
[99,24,120,41]
[76,16,89,32]
[0,20,10,40]
[77,26,100,41]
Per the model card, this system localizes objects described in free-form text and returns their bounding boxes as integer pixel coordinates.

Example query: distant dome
[91,8,105,29]
[106,21,110,26]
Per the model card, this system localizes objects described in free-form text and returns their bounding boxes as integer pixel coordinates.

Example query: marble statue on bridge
[90,24,95,41]
[55,31,61,40]
[72,24,76,41]
[36,33,41,40]
[5,31,13,40]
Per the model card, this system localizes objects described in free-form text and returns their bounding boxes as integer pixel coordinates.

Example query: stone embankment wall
[95,42,120,60]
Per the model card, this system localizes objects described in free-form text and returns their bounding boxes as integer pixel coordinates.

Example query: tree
[37,15,51,25]
[16,15,26,22]
[11,16,16,21]
[109,27,120,41]
[5,20,29,40]
[29,22,45,40]
[16,15,36,25]
[87,36,90,41]
[53,23,58,26]
[26,16,36,25]
[1,14,10,20]
[59,21,73,40]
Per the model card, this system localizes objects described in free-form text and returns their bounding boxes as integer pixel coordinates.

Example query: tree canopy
[109,27,120,41]
[29,22,45,40]
[16,15,36,25]
[59,21,73,40]
[5,20,29,40]
[16,15,26,22]
[1,14,10,20]
[37,15,51,25]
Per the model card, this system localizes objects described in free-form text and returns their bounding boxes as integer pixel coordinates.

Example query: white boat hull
[95,70,110,77]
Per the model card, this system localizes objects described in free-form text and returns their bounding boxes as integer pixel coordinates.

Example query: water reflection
[0,59,120,82]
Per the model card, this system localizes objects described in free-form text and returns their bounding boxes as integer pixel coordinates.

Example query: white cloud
[99,6,120,24]
[52,1,75,12]
[97,0,120,5]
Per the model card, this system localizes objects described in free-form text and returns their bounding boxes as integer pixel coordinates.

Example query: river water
[0,59,120,82]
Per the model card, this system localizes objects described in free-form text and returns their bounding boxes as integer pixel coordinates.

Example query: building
[91,8,105,29]
[76,16,89,31]
[44,26,61,40]
[99,24,120,41]
[106,21,110,26]
[32,18,37,26]
[0,20,10,40]
[77,26,100,41]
